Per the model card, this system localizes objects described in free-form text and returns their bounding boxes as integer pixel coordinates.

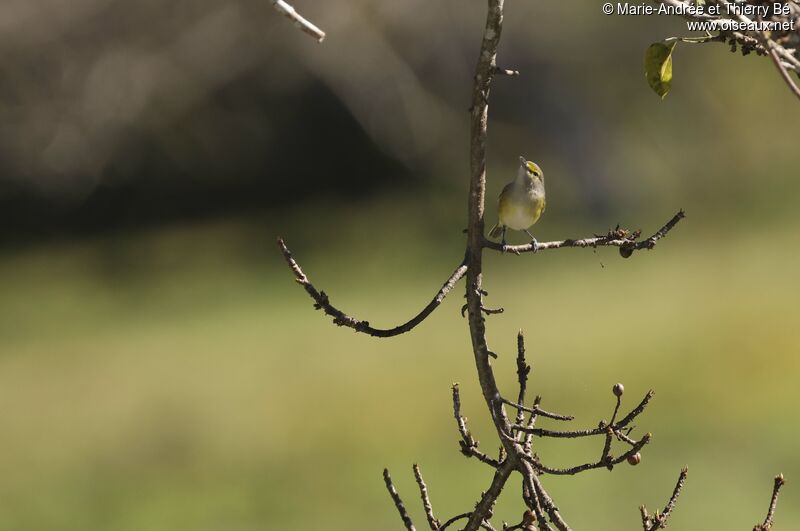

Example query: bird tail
[488,223,504,239]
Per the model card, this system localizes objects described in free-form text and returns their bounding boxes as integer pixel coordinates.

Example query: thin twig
[501,398,574,421]
[641,466,689,531]
[384,468,416,531]
[452,384,501,467]
[413,464,440,530]
[278,238,467,337]
[270,0,326,42]
[439,513,472,530]
[600,426,614,469]
[754,474,786,531]
[513,391,655,436]
[610,394,622,425]
[523,396,541,454]
[526,433,650,476]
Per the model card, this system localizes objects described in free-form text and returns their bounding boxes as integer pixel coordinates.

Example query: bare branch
[383,468,416,531]
[452,384,501,467]
[616,390,655,428]
[413,464,440,530]
[764,33,800,101]
[484,211,685,257]
[600,426,614,469]
[754,474,786,531]
[513,390,655,437]
[439,513,472,530]
[501,397,574,422]
[270,0,326,42]
[521,475,553,531]
[523,396,541,454]
[465,462,516,531]
[641,467,689,531]
[278,238,467,337]
[524,469,571,531]
[461,3,537,529]
[514,331,530,426]
[527,433,651,475]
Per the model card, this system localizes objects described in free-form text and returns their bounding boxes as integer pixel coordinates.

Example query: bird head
[518,156,543,182]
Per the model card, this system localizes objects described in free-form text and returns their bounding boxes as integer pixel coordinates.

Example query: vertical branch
[515,331,531,427]
[463,2,527,530]
[465,0,512,441]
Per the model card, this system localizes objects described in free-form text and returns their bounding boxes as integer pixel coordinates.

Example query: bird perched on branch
[488,156,546,250]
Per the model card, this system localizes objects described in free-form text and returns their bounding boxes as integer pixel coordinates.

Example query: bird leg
[523,229,539,253]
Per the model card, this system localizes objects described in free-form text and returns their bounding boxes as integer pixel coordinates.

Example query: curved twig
[278,238,467,337]
[439,513,472,530]
[527,433,650,476]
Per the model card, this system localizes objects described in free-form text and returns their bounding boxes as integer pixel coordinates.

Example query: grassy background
[1,197,798,530]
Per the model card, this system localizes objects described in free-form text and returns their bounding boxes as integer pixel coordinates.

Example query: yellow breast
[498,187,545,230]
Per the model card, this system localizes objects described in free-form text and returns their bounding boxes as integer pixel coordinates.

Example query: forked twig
[640,467,689,531]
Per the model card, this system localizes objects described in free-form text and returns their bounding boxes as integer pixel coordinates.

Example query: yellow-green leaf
[644,42,677,99]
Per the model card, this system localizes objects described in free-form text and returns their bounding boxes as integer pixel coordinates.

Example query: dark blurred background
[1,1,798,529]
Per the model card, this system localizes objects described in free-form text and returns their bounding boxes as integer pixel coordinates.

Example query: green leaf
[644,42,677,99]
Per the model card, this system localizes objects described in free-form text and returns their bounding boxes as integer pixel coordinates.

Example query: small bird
[488,156,546,250]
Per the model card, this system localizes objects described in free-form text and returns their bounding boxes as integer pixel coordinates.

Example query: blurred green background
[1,0,799,529]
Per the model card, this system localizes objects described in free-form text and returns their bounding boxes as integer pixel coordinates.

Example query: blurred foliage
[0,0,799,529]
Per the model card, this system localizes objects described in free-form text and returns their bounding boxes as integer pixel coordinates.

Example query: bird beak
[518,156,526,165]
